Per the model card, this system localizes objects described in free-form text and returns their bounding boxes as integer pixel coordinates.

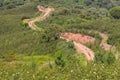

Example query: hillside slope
[0,1,120,79]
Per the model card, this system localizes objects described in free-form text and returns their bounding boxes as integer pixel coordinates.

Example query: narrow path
[99,32,119,59]
[99,32,115,51]
[28,5,54,31]
[73,41,94,61]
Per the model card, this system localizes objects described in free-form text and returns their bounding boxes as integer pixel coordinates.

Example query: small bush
[55,50,66,67]
[95,51,115,65]
[103,51,116,65]
[109,6,120,19]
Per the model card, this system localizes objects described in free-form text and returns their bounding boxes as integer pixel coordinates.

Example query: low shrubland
[0,0,120,79]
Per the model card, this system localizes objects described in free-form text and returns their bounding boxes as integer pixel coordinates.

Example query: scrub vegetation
[0,0,120,79]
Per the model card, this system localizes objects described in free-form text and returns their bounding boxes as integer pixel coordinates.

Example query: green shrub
[55,50,66,67]
[95,51,104,63]
[103,51,116,65]
[95,51,115,65]
[109,6,120,19]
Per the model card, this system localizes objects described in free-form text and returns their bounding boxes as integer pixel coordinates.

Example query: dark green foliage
[95,52,104,63]
[54,41,75,67]
[85,0,93,6]
[55,51,66,67]
[21,16,30,20]
[0,0,24,9]
[85,0,114,9]
[74,0,79,3]
[95,51,115,65]
[97,0,114,9]
[110,6,120,19]
[104,51,116,65]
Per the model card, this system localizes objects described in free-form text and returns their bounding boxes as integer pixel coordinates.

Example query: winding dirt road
[27,5,118,61]
[27,5,95,61]
[99,32,115,51]
[28,5,54,30]
[99,32,119,59]
[60,33,95,61]
[73,41,94,60]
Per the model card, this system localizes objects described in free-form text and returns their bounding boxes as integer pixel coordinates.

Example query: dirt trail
[99,32,115,51]
[73,41,94,60]
[60,32,95,61]
[26,5,118,61]
[26,5,95,61]
[99,32,119,59]
[28,5,54,30]
[60,33,95,44]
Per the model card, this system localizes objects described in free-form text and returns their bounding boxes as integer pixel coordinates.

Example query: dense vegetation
[109,6,120,19]
[0,0,120,79]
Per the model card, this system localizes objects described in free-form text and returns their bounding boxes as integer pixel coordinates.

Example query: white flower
[71,70,73,73]
[33,74,35,78]
[12,74,15,76]
[27,71,29,74]
[45,76,48,79]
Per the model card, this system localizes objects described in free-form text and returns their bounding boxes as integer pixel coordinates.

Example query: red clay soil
[60,32,95,44]
[60,32,95,60]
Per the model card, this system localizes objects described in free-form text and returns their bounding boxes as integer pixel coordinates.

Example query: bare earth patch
[60,32,95,44]
[28,5,54,30]
[60,32,95,61]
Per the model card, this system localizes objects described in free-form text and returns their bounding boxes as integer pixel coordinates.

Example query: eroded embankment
[60,32,95,61]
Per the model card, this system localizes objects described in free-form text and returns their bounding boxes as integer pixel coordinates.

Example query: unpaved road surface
[73,41,94,60]
[99,32,119,59]
[60,33,95,61]
[27,5,95,61]
[99,32,116,51]
[60,32,95,44]
[28,5,54,30]
[26,5,119,61]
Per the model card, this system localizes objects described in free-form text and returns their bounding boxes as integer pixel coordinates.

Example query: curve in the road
[28,5,54,31]
[27,5,95,61]
[60,33,95,61]
[27,5,118,61]
[99,32,119,59]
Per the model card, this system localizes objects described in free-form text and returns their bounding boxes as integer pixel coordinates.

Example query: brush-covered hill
[0,0,120,79]
[1,0,120,55]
